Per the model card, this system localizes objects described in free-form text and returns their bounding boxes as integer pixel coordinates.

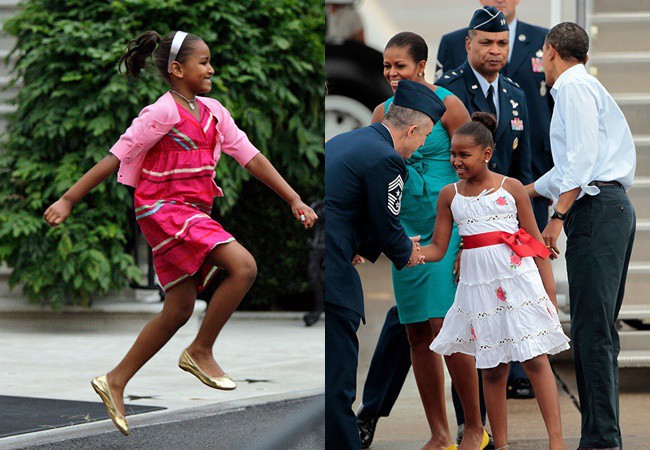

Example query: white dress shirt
[534,64,636,203]
[470,65,500,121]
[508,18,517,63]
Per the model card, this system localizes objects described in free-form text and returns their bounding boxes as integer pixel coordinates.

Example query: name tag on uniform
[531,57,543,73]
[511,118,524,131]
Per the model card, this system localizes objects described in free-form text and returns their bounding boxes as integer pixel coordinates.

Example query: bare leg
[106,279,198,414]
[405,321,452,449]
[482,363,510,448]
[521,355,565,450]
[186,241,257,377]
[431,318,484,450]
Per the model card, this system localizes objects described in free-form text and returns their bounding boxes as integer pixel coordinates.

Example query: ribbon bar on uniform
[462,228,551,259]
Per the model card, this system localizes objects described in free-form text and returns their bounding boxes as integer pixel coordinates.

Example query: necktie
[486,85,498,120]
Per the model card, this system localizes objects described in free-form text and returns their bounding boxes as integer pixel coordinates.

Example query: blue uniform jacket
[435,60,533,184]
[325,123,413,320]
[435,22,553,180]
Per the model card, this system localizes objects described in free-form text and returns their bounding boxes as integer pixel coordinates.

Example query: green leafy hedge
[0,0,324,308]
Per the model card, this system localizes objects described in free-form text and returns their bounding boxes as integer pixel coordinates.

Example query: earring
[419,72,423,76]
[484,159,489,163]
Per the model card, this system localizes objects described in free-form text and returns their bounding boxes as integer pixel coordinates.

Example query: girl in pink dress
[43,30,317,435]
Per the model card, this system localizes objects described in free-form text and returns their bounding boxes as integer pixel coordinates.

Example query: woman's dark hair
[119,30,202,79]
[385,31,428,63]
[455,112,497,149]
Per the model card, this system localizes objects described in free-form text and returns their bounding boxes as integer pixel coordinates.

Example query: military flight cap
[469,6,508,32]
[393,80,447,123]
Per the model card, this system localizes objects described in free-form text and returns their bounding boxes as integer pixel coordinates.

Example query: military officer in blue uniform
[436,6,532,187]
[325,80,446,450]
[435,0,553,228]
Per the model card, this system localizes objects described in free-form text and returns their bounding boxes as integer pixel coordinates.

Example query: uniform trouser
[565,185,635,449]
[361,306,411,417]
[533,195,550,231]
[325,302,362,450]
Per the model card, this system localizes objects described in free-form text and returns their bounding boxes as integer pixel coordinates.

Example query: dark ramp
[0,395,165,438]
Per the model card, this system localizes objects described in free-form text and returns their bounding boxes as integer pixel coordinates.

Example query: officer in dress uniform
[436,6,532,186]
[435,0,553,229]
[325,80,446,450]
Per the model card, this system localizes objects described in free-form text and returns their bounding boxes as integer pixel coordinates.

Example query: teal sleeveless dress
[386,87,461,323]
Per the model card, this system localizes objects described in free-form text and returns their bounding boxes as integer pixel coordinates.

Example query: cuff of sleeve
[534,176,551,199]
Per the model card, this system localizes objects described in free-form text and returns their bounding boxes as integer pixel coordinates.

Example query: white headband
[167,31,189,73]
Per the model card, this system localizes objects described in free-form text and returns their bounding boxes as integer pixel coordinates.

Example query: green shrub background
[0,0,324,308]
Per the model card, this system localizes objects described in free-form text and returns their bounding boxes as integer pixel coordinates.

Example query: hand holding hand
[291,200,318,229]
[541,219,563,260]
[43,198,73,227]
[406,235,424,267]
[352,255,365,265]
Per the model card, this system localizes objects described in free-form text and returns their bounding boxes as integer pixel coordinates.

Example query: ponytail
[119,30,202,80]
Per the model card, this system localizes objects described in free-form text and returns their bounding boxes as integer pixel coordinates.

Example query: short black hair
[385,32,428,63]
[545,22,589,63]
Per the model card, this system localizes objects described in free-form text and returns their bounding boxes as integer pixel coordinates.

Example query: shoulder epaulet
[501,76,521,89]
[440,69,464,82]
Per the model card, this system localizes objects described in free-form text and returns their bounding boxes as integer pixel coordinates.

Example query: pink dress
[134,101,234,293]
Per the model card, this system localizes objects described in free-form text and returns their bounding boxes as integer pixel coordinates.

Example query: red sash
[462,228,551,259]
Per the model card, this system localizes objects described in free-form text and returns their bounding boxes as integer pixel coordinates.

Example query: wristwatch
[550,209,567,221]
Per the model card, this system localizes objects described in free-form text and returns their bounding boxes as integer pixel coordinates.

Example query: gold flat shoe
[178,349,237,391]
[480,428,490,449]
[91,374,129,436]
[443,443,457,450]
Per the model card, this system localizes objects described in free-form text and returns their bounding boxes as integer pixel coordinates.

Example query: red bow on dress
[462,228,551,259]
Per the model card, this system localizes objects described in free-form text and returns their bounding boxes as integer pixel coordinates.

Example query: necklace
[170,89,198,110]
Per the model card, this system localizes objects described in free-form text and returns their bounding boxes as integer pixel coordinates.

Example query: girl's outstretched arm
[420,184,455,263]
[244,153,318,228]
[505,177,558,308]
[43,154,120,227]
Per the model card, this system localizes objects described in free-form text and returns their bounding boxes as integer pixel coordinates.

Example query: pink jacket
[109,91,260,188]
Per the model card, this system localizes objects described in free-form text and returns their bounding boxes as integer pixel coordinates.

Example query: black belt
[589,180,623,188]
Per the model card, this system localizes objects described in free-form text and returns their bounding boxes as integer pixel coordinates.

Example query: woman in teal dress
[371,32,485,449]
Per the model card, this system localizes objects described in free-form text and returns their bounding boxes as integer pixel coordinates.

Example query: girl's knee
[234,253,257,284]
[521,354,548,373]
[483,364,509,383]
[406,323,432,349]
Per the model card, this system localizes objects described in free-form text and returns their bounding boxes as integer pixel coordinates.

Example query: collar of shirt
[508,18,518,63]
[550,63,586,100]
[470,64,500,98]
[380,122,396,147]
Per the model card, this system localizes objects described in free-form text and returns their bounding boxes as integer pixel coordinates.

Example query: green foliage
[0,0,324,307]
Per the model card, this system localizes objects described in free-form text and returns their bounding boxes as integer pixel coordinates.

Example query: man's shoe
[303,312,321,326]
[507,377,535,399]
[356,405,379,449]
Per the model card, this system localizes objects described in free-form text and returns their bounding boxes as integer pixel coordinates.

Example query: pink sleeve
[216,105,260,167]
[108,105,156,163]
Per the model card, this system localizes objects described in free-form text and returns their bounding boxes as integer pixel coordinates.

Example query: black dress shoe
[303,311,321,326]
[356,405,379,449]
[507,377,535,399]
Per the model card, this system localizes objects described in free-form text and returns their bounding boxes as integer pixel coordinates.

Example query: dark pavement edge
[0,388,324,450]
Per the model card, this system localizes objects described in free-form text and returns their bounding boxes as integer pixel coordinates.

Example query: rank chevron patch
[387,174,404,215]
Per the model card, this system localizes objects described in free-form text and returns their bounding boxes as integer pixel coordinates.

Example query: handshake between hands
[406,235,426,267]
[351,236,426,267]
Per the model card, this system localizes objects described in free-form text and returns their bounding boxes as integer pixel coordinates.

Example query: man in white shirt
[528,22,635,450]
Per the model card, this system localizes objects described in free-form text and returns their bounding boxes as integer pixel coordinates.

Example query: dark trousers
[565,186,635,449]
[325,303,362,450]
[532,196,550,230]
[361,306,411,417]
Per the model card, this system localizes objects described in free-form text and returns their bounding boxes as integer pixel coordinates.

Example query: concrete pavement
[354,255,650,449]
[0,296,324,448]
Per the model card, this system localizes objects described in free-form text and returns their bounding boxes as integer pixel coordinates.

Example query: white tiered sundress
[430,178,570,369]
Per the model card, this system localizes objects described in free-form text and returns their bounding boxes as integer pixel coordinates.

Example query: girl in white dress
[421,112,569,450]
